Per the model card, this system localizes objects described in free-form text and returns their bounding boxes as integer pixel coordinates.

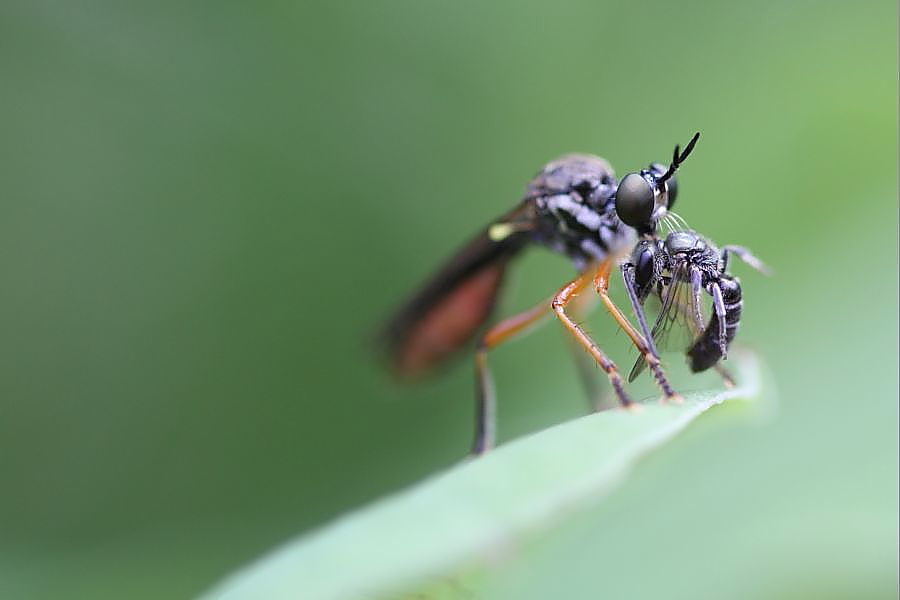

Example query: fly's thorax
[525,154,629,269]
[526,154,616,204]
[532,192,630,270]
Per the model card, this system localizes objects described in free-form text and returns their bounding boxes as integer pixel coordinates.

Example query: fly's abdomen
[687,275,742,372]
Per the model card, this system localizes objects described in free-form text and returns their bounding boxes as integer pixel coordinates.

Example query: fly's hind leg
[552,264,632,408]
[594,260,682,403]
[472,301,552,455]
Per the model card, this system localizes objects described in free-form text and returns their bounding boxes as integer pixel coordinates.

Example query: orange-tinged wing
[381,204,536,378]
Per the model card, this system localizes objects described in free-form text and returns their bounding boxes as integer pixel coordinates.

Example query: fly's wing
[628,263,700,382]
[380,203,537,379]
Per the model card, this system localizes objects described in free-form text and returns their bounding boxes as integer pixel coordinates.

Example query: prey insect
[382,133,760,455]
[622,226,770,385]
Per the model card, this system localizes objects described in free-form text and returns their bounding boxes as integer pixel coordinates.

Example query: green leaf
[200,350,764,600]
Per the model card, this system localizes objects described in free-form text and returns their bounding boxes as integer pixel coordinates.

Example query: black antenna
[657,132,700,187]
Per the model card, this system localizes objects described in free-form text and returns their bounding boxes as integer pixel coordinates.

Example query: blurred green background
[0,0,896,598]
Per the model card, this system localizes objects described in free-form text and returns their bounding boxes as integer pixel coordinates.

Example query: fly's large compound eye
[615,173,654,228]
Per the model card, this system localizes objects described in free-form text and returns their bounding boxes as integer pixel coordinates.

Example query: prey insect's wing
[628,263,700,382]
[380,202,537,378]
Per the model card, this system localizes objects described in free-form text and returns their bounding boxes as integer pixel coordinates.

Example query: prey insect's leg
[552,265,632,408]
[472,300,552,455]
[714,364,736,387]
[689,265,706,332]
[709,281,728,359]
[620,264,660,359]
[721,245,771,275]
[595,261,681,402]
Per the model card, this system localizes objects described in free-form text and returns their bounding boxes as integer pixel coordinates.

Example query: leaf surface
[201,351,764,600]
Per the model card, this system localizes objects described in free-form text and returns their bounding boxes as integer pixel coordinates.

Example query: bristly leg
[566,292,614,413]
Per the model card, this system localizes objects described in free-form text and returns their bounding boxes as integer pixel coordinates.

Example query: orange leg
[594,261,681,402]
[472,300,552,454]
[565,291,613,412]
[551,263,632,408]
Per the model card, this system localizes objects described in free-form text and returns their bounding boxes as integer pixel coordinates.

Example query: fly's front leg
[595,261,682,403]
[551,265,632,408]
[566,291,613,413]
[472,301,552,455]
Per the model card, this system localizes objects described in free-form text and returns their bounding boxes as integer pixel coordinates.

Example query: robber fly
[382,133,761,454]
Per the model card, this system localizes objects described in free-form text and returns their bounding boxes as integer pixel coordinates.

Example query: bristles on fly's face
[661,211,691,233]
[673,212,689,229]
[659,214,675,234]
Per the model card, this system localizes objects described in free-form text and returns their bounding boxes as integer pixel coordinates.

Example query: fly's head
[614,132,700,236]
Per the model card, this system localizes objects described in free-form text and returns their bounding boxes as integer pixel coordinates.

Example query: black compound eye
[615,173,654,228]
[628,241,658,300]
[634,246,655,286]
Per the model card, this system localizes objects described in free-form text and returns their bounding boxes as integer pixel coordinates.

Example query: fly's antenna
[657,132,700,188]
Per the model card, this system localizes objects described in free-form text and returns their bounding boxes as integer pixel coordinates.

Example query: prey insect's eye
[615,173,655,228]
[634,245,656,286]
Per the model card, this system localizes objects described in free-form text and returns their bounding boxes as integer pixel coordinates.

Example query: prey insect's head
[615,132,700,235]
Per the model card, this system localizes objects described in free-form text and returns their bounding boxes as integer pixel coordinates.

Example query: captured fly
[381,133,763,454]
[622,227,770,384]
